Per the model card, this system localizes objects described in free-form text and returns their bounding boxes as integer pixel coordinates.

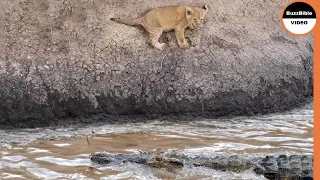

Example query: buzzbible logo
[281,1,316,36]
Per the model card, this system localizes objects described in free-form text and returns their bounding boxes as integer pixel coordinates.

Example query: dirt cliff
[0,0,313,128]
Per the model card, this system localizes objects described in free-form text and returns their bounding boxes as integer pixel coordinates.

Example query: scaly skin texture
[90,150,314,180]
[0,0,313,128]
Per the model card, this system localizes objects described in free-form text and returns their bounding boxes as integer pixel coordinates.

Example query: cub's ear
[186,7,194,15]
[202,5,208,10]
[202,5,209,12]
[202,5,209,14]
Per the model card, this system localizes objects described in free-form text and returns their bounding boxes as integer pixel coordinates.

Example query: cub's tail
[110,17,143,26]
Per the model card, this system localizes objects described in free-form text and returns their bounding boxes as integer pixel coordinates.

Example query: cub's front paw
[157,43,166,50]
[180,42,190,49]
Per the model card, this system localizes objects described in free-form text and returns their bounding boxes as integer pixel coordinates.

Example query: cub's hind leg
[175,28,189,49]
[147,28,166,50]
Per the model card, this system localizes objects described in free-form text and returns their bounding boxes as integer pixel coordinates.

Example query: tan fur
[187,6,209,30]
[110,5,209,50]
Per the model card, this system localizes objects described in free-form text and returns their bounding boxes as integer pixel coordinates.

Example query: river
[0,103,313,179]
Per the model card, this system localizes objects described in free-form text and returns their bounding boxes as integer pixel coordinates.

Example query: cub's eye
[201,19,203,21]
[194,19,197,21]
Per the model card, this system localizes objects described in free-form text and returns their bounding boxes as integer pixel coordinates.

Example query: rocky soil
[0,0,313,128]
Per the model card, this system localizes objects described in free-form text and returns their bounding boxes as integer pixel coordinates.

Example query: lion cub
[110,5,209,50]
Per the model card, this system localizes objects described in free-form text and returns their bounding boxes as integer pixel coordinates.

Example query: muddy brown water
[0,104,313,180]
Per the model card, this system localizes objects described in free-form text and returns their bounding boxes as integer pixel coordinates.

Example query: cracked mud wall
[0,1,4,61]
[0,0,314,127]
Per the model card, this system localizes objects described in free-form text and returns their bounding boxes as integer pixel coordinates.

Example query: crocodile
[90,149,313,180]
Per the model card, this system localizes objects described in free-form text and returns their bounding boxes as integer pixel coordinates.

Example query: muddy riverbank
[0,0,313,127]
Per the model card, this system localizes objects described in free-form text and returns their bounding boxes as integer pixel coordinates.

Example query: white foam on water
[52,143,71,147]
[35,156,91,166]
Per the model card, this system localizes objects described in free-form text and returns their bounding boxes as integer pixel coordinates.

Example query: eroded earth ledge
[0,0,313,128]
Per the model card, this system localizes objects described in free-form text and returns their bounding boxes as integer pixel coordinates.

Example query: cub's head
[186,5,209,29]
